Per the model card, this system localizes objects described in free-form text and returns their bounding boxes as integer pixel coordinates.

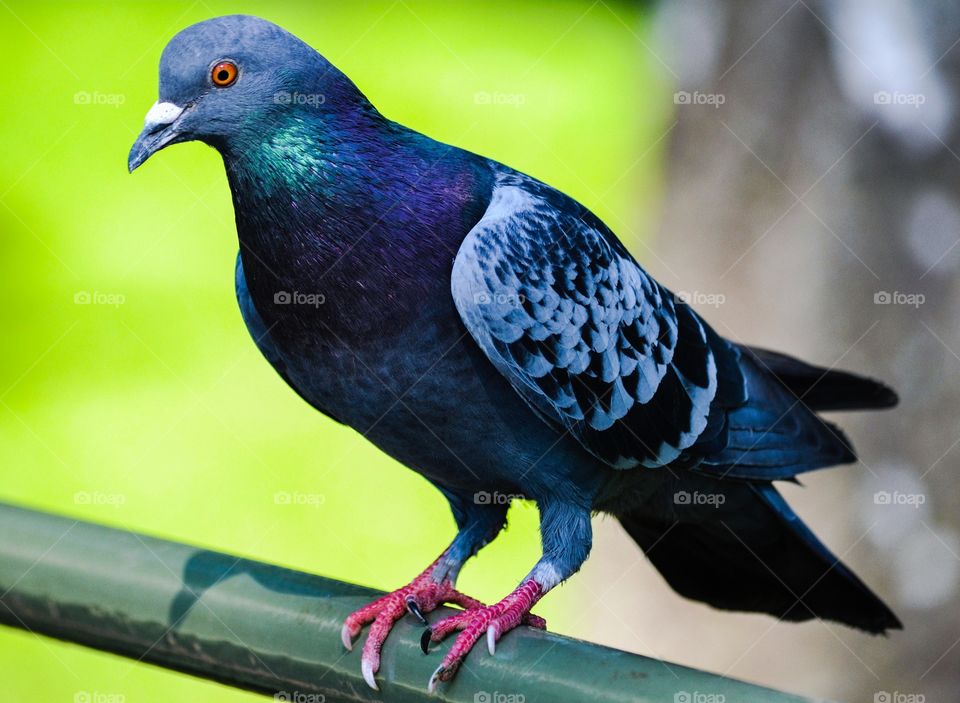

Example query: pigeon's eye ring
[211,61,238,87]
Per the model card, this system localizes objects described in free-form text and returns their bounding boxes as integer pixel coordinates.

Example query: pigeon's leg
[342,500,507,690]
[425,500,591,691]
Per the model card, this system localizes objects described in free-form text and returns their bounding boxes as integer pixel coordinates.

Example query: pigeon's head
[129,15,368,172]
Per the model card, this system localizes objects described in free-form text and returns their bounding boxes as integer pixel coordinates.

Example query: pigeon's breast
[272,294,605,497]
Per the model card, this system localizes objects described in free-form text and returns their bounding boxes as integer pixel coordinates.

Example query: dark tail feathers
[619,482,901,634]
[743,346,898,412]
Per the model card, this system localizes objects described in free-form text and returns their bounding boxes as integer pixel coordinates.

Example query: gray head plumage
[128,15,369,172]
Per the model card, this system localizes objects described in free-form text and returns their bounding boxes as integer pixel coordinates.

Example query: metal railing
[0,502,816,702]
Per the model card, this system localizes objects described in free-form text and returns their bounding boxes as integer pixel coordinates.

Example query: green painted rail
[0,502,819,703]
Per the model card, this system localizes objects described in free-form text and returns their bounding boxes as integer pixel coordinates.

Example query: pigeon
[129,15,901,692]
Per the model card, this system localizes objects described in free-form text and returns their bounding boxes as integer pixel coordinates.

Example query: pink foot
[341,557,484,690]
[425,579,546,692]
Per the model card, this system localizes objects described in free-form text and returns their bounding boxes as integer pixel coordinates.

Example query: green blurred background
[0,2,669,700]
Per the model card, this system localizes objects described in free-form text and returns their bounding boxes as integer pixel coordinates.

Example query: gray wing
[451,171,744,469]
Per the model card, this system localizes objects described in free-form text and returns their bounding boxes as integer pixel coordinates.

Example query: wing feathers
[452,168,860,479]
[452,172,719,468]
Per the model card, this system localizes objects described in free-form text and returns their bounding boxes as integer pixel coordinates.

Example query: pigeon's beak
[128,101,186,173]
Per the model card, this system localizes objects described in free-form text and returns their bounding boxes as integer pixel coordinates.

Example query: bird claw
[340,622,356,651]
[422,579,545,692]
[361,657,379,691]
[340,562,484,691]
[406,597,429,626]
[427,663,455,693]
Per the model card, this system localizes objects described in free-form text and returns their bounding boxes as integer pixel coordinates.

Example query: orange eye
[211,61,238,87]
